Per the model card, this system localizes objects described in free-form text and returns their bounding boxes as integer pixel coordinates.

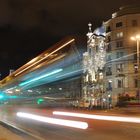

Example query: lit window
[116,32,123,38]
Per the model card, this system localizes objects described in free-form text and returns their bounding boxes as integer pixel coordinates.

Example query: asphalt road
[0,107,140,140]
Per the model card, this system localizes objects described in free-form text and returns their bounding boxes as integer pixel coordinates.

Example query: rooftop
[112,5,140,18]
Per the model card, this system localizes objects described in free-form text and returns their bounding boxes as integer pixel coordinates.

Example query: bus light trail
[19,68,63,86]
[15,39,75,76]
[17,112,88,129]
[53,111,140,124]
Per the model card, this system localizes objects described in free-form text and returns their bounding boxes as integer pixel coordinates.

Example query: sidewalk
[0,123,34,140]
[0,125,24,140]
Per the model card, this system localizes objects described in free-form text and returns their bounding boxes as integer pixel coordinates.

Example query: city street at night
[1,0,140,140]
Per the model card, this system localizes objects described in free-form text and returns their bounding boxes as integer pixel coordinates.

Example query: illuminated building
[82,23,106,107]
[103,5,140,106]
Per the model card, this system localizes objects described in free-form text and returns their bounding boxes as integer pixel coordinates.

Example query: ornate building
[82,23,106,107]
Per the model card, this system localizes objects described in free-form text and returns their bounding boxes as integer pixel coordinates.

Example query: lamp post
[131,35,140,67]
[131,35,140,102]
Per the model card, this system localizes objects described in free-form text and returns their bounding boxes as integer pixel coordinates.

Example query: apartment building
[103,5,140,106]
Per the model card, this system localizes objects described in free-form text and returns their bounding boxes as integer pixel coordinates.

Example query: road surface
[0,106,140,140]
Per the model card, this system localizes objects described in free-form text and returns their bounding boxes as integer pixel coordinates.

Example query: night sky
[0,0,140,78]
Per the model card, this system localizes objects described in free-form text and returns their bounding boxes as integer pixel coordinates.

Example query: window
[107,55,112,61]
[116,32,123,38]
[135,79,138,88]
[134,53,137,61]
[107,81,112,91]
[135,79,140,88]
[117,79,123,88]
[134,64,138,73]
[106,66,112,76]
[106,44,111,52]
[116,41,123,48]
[116,63,124,72]
[132,20,138,27]
[116,52,124,58]
[106,26,111,33]
[116,22,123,27]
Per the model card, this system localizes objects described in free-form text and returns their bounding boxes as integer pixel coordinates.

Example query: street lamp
[131,35,140,67]
[131,35,140,103]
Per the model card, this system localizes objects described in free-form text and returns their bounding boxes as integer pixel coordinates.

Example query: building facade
[103,5,140,106]
[82,23,106,108]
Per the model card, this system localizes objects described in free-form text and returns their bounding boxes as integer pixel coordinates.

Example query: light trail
[56,69,83,79]
[53,111,140,124]
[19,68,63,86]
[106,52,137,64]
[17,112,88,129]
[15,39,75,76]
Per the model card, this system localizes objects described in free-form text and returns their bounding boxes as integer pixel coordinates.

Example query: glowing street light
[131,35,140,102]
[131,34,140,67]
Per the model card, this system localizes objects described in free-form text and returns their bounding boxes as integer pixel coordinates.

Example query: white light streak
[53,111,140,124]
[17,112,88,129]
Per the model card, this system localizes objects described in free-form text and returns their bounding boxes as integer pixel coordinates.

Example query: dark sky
[0,0,140,78]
